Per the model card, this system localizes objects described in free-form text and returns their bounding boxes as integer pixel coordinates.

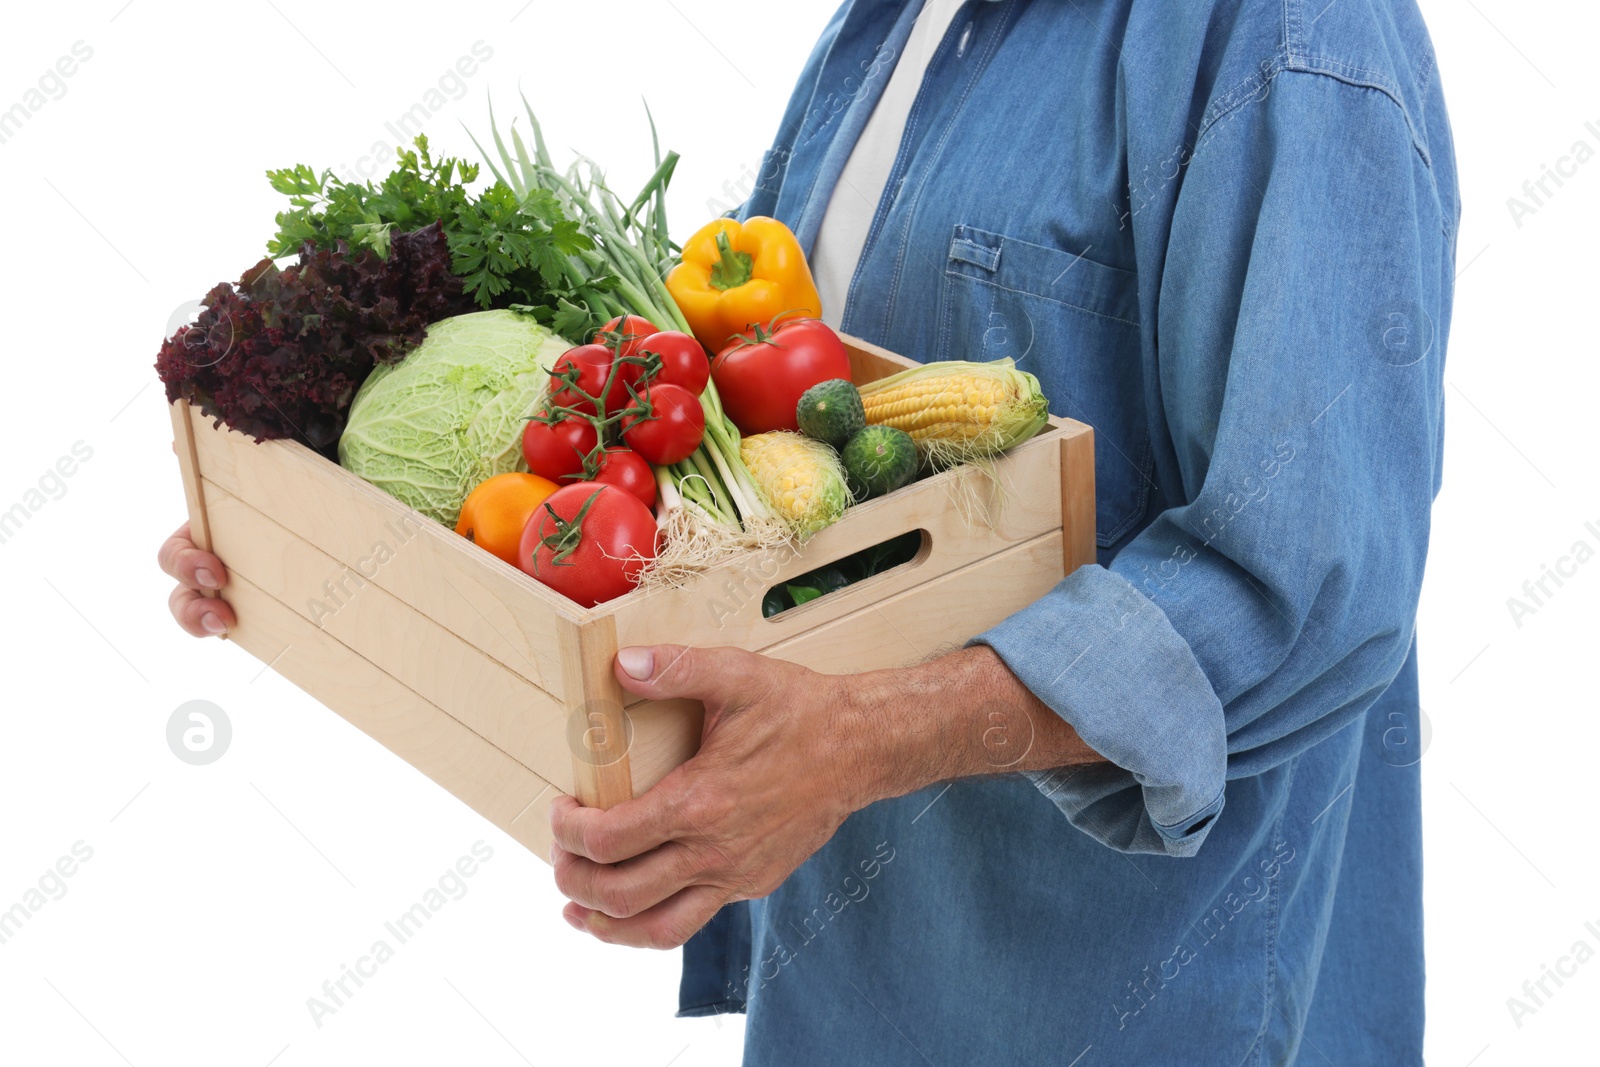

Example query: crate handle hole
[760,529,931,621]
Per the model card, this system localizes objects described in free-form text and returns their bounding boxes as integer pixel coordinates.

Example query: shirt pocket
[936,224,1152,546]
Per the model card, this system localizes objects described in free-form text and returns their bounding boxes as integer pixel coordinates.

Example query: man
[163,0,1456,1060]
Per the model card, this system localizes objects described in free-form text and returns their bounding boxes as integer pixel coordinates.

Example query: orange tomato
[456,472,559,565]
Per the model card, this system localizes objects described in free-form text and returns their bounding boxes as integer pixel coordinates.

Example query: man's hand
[159,522,235,637]
[549,645,871,950]
[550,642,1107,949]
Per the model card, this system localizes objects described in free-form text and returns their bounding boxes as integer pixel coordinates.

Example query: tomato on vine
[593,315,660,359]
[637,331,710,396]
[518,482,658,607]
[592,446,657,510]
[522,413,599,483]
[621,382,705,465]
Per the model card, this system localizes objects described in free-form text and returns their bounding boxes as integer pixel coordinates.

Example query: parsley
[266,135,599,316]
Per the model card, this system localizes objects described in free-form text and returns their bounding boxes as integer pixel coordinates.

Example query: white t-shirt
[810,0,970,330]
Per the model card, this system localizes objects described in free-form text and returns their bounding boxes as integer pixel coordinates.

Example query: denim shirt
[681,1,1458,1062]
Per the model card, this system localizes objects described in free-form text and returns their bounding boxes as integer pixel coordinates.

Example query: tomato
[638,331,710,396]
[711,318,852,434]
[593,315,660,359]
[593,446,657,510]
[549,344,641,417]
[455,472,559,566]
[621,382,706,465]
[518,482,658,607]
[522,413,599,484]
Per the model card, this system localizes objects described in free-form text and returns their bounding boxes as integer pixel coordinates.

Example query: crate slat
[760,530,1064,674]
[203,482,571,784]
[185,404,575,696]
[204,482,703,800]
[221,571,561,862]
[608,428,1066,650]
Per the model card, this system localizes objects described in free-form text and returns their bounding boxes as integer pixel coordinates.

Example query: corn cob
[739,431,850,538]
[858,358,1049,465]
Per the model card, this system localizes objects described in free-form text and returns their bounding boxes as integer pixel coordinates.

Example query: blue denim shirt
[681,1,1458,1062]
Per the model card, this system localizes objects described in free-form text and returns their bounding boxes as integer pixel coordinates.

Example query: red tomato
[593,446,657,510]
[549,344,641,417]
[621,383,706,465]
[521,413,599,484]
[518,482,658,607]
[593,315,660,359]
[711,318,852,434]
[638,331,710,396]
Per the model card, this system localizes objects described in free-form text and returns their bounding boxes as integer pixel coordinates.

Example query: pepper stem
[708,230,754,291]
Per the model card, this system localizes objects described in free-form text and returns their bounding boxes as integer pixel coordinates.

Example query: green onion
[470,94,766,537]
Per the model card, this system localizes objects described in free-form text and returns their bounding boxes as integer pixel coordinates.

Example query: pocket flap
[947,225,1140,327]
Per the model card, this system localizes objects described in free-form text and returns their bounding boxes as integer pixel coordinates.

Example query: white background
[0,1,1593,1065]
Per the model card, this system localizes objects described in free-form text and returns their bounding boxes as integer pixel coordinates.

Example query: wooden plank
[760,530,1064,675]
[168,400,219,612]
[185,405,574,695]
[1060,425,1098,574]
[203,482,574,788]
[203,482,703,800]
[559,615,634,808]
[222,571,563,864]
[844,335,919,381]
[608,427,1066,649]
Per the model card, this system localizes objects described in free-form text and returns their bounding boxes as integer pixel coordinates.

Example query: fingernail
[201,612,228,635]
[195,568,219,589]
[564,910,585,931]
[617,646,653,679]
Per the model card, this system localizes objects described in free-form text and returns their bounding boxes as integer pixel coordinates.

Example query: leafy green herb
[266,135,599,318]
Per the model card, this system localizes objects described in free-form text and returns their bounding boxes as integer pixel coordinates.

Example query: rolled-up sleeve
[975,70,1455,856]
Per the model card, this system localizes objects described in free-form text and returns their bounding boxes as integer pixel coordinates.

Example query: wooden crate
[169,336,1095,863]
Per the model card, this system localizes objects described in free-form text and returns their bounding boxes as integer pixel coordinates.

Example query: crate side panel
[204,484,577,792]
[610,427,1065,650]
[625,698,705,797]
[222,572,562,863]
[187,408,569,696]
[843,335,919,381]
[759,531,1064,675]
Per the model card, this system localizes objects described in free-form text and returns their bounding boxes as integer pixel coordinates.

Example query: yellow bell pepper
[666,216,822,355]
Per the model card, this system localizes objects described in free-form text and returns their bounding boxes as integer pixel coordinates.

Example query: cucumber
[796,378,865,448]
[841,425,918,500]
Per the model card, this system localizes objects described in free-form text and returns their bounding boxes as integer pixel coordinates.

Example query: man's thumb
[612,644,757,702]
